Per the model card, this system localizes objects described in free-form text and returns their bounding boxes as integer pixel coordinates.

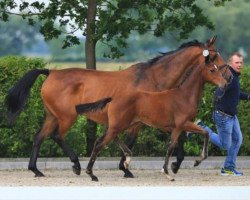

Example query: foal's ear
[205,35,217,47]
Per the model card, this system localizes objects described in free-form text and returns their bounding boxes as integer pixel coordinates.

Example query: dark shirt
[215,67,249,116]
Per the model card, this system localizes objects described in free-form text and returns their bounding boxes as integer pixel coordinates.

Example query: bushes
[1,56,250,157]
[0,56,88,157]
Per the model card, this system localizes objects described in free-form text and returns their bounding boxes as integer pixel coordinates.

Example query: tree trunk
[85,0,98,156]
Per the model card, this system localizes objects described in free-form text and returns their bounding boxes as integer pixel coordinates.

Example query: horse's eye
[210,69,215,73]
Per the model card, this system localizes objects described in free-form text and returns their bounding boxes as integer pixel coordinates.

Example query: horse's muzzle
[218,80,228,90]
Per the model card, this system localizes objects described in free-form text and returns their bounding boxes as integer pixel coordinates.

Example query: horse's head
[201,36,233,84]
[201,59,228,90]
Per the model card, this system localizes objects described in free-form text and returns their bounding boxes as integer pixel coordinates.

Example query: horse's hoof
[91,175,99,182]
[72,165,81,175]
[120,165,134,178]
[35,172,45,177]
[166,174,175,181]
[124,170,134,178]
[171,162,179,174]
[194,160,200,167]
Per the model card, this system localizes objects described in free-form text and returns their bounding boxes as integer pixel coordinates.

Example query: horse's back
[40,68,135,123]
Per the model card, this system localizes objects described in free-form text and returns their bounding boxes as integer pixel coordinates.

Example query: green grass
[46,62,136,71]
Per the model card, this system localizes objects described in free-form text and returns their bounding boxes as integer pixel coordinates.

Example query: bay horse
[76,60,228,181]
[5,36,232,177]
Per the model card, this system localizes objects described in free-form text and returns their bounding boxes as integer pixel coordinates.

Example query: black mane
[134,39,203,85]
[148,40,203,65]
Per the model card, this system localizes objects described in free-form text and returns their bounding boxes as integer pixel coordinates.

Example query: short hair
[228,52,243,63]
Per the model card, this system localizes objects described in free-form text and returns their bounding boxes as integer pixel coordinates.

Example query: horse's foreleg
[182,121,209,167]
[163,129,181,181]
[50,130,81,175]
[163,142,177,181]
[171,132,186,174]
[194,134,209,167]
[115,137,134,178]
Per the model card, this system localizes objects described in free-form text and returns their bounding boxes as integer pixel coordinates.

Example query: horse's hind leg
[50,130,81,175]
[171,132,186,174]
[28,113,57,177]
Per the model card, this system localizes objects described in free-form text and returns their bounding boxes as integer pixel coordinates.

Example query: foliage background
[1,1,250,63]
[1,56,250,158]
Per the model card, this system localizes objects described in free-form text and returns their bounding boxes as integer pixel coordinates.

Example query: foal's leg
[118,125,142,178]
[182,121,209,167]
[162,129,181,181]
[28,113,57,177]
[50,130,81,175]
[86,135,105,181]
[86,127,119,181]
[171,132,186,174]
[115,138,133,177]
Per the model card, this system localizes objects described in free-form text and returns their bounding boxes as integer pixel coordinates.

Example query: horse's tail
[76,97,112,114]
[5,69,50,123]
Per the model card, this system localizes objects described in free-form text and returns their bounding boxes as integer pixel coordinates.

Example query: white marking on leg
[124,156,131,169]
[166,174,175,181]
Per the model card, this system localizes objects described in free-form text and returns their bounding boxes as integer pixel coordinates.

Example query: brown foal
[76,60,228,181]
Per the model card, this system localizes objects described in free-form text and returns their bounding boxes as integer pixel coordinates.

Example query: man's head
[228,52,243,73]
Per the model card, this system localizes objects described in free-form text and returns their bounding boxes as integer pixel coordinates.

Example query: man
[198,52,250,176]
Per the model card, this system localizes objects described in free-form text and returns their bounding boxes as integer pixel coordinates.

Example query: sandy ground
[0,169,249,187]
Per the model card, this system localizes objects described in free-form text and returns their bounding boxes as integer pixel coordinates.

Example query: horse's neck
[146,51,200,90]
[179,67,204,106]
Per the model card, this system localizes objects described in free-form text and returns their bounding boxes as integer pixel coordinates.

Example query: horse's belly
[84,112,109,125]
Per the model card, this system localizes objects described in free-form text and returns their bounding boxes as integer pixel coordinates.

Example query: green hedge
[1,56,250,158]
[0,56,87,157]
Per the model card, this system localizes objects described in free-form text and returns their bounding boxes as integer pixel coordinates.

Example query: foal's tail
[5,69,50,124]
[76,97,112,114]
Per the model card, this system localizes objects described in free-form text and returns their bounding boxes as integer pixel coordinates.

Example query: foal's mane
[134,40,204,84]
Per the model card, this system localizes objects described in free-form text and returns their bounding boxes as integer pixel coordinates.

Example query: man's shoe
[221,168,243,176]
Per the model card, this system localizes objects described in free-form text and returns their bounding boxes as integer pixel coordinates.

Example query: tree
[152,0,250,63]
[0,16,40,56]
[47,36,85,62]
[0,0,230,155]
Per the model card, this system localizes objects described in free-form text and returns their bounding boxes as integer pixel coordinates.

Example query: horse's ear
[205,35,217,47]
